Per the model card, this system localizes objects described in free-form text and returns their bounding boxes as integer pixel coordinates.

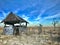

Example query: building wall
[3,26,14,35]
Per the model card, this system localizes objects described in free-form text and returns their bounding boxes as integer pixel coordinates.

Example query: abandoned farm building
[1,12,29,35]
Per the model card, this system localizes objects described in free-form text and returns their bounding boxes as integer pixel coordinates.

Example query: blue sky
[0,0,60,27]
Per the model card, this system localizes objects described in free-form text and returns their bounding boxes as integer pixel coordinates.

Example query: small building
[1,12,29,35]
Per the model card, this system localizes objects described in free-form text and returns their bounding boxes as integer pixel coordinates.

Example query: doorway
[15,27,19,35]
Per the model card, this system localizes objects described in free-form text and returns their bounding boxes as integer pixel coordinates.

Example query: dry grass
[0,27,60,45]
[0,34,60,45]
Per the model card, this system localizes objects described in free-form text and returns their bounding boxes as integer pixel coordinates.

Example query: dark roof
[1,12,29,24]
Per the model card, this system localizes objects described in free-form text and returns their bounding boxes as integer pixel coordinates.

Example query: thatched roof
[1,12,28,24]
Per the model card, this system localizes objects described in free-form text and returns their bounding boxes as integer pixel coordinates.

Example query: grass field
[0,27,60,45]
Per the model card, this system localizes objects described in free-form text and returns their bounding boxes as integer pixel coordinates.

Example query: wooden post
[12,24,14,35]
[3,23,6,35]
[13,24,14,27]
[20,22,21,27]
[26,22,27,27]
[4,23,6,27]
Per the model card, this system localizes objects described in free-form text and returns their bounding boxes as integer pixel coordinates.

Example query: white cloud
[22,14,39,27]
[0,11,9,23]
[0,17,4,19]
[27,21,39,27]
[34,10,46,25]
[35,10,46,21]
[22,14,34,27]
[34,13,60,26]
[35,15,41,21]
[1,11,9,19]
[44,13,60,19]
[14,8,20,13]
[0,11,10,27]
[22,14,30,21]
[30,10,37,14]
[40,10,46,16]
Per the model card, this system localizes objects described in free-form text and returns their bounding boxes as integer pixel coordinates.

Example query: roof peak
[9,12,14,14]
[1,12,29,24]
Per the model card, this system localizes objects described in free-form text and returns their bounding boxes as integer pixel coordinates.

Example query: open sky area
[0,0,60,27]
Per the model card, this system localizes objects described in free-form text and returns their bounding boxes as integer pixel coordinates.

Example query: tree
[52,19,59,31]
[52,18,60,45]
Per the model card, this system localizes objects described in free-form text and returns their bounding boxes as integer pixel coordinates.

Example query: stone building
[1,12,29,35]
